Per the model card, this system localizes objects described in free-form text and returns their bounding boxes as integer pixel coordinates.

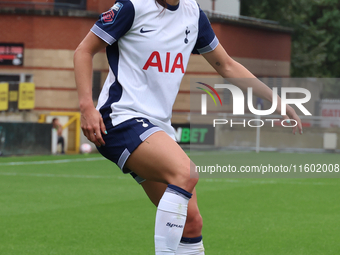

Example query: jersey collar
[167,2,179,11]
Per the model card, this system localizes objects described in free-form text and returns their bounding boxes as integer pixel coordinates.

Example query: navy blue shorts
[97,117,163,183]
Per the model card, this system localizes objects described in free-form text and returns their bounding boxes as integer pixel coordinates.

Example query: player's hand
[80,105,107,147]
[282,105,303,135]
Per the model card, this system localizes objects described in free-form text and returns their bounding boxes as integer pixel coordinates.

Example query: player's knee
[186,176,199,192]
[165,160,198,191]
[174,166,198,192]
[184,213,203,236]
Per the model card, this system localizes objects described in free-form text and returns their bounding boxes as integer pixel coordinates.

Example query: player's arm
[203,44,276,105]
[74,32,108,146]
[202,43,303,134]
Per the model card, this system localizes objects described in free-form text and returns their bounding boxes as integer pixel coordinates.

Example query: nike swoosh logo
[140,27,156,33]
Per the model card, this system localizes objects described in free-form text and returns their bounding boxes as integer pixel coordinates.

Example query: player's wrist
[79,100,95,112]
[285,105,295,116]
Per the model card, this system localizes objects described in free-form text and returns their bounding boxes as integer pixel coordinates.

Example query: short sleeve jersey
[91,0,218,138]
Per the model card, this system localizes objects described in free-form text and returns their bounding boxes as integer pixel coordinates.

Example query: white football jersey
[91,0,218,138]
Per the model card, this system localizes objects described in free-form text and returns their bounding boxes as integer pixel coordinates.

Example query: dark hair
[155,0,167,8]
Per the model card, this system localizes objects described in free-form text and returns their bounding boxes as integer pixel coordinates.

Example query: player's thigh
[125,131,198,190]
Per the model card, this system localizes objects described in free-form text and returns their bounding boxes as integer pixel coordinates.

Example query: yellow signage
[9,91,18,102]
[0,83,9,111]
[18,82,35,110]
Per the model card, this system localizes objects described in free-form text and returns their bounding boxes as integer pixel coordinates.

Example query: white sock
[176,236,205,255]
[155,184,192,255]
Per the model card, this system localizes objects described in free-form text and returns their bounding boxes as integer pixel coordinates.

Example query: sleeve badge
[101,2,123,25]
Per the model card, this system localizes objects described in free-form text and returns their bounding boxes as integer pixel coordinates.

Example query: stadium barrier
[172,112,340,153]
[0,122,51,156]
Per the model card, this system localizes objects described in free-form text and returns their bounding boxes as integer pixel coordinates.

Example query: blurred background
[0,0,339,155]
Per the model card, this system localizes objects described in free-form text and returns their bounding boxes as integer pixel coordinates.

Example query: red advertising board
[0,43,24,66]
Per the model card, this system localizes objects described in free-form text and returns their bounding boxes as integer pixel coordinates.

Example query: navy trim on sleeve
[90,0,135,45]
[192,8,219,55]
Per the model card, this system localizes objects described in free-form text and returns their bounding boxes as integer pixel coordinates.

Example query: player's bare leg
[141,181,205,254]
[126,131,198,191]
[125,131,199,254]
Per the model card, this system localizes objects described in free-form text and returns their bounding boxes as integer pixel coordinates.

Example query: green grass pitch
[0,152,339,254]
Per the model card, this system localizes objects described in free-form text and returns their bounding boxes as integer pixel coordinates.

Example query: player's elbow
[73,45,92,67]
[73,45,85,64]
[219,57,238,78]
[224,57,253,79]
[73,46,81,65]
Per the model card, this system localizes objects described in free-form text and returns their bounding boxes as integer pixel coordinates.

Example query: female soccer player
[74,0,302,254]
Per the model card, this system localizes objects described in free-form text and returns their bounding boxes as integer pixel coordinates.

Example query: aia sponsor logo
[143,51,184,73]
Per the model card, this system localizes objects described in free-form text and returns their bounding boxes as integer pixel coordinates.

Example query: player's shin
[155,184,192,255]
